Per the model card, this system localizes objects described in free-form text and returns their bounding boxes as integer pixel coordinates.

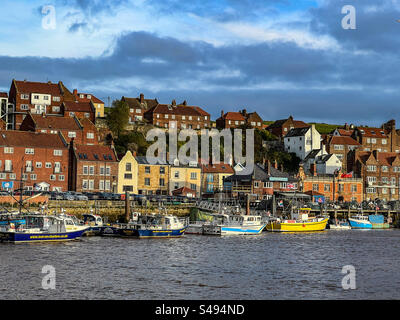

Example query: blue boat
[0,213,26,227]
[348,215,372,229]
[117,214,187,238]
[0,215,89,243]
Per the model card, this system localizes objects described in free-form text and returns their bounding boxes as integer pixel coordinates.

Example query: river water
[0,229,399,300]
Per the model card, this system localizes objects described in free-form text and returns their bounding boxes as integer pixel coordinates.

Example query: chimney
[140,93,144,103]
[172,99,176,106]
[73,89,78,96]
[267,159,271,175]
[221,110,224,118]
[344,123,349,130]
[373,149,379,160]
[310,163,317,176]
[132,151,137,157]
[280,163,284,172]
[242,109,247,117]
[274,160,278,169]
[182,100,187,106]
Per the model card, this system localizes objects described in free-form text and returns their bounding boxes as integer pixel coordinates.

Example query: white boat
[202,214,266,236]
[186,221,205,235]
[329,222,351,230]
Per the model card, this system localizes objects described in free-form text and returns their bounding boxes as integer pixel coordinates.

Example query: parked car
[63,193,76,201]
[75,193,89,201]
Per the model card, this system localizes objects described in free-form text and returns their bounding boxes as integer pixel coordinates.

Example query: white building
[284,125,323,160]
[315,154,342,175]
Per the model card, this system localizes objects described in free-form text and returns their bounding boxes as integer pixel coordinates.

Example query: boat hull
[329,224,351,230]
[0,229,87,243]
[348,218,372,229]
[266,218,328,232]
[371,223,390,229]
[117,227,186,238]
[203,224,266,235]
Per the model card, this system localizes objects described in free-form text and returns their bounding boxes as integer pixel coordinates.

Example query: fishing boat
[81,214,104,236]
[348,215,372,229]
[0,212,26,227]
[98,212,141,236]
[329,220,351,230]
[368,214,390,229]
[265,208,328,232]
[0,215,89,243]
[117,213,187,238]
[202,214,266,236]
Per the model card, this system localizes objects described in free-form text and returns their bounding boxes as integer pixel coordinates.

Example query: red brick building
[240,109,263,129]
[7,79,76,130]
[144,100,210,129]
[68,140,119,193]
[122,94,158,123]
[73,89,105,118]
[20,112,99,145]
[267,116,309,138]
[0,130,69,192]
[62,101,96,123]
[324,135,361,172]
[216,111,246,129]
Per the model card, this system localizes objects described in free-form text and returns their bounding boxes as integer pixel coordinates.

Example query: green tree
[106,99,129,138]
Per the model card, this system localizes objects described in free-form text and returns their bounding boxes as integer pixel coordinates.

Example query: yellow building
[136,156,170,195]
[169,160,202,197]
[117,151,138,194]
[73,89,105,118]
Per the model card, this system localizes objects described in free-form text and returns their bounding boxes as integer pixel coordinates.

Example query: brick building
[324,135,361,172]
[73,89,105,118]
[62,101,96,123]
[216,111,246,129]
[267,116,309,138]
[144,100,210,130]
[68,141,119,193]
[122,94,158,123]
[7,79,75,130]
[20,112,99,145]
[353,150,400,201]
[0,130,69,192]
[240,109,263,129]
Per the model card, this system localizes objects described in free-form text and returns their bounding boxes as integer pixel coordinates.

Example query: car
[75,194,89,201]
[98,192,113,200]
[63,193,76,201]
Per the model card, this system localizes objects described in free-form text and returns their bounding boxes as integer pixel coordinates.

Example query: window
[382,166,388,172]
[351,184,357,192]
[264,182,273,188]
[371,138,377,144]
[83,166,88,175]
[182,115,186,120]
[189,116,192,121]
[4,147,13,154]
[367,176,376,183]
[382,188,388,194]
[106,167,110,176]
[82,180,88,189]
[334,145,344,150]
[190,172,197,180]
[367,165,376,172]
[20,104,29,110]
[89,166,95,175]
[45,162,52,168]
[254,181,259,188]
[100,167,105,175]
[25,148,34,154]
[174,171,179,178]
[190,184,197,191]
[145,166,150,174]
[53,96,60,102]
[382,139,387,145]
[30,174,37,180]
[21,94,29,99]
[5,160,12,172]
[99,181,104,190]
[54,150,62,156]
[59,175,65,181]
[160,167,165,174]
[105,180,110,190]
[324,184,330,192]
[43,96,49,101]
[136,109,141,113]
[84,113,90,118]
[87,132,94,139]
[159,178,165,186]
[52,106,60,112]
[144,178,150,186]
[9,173,16,180]
[50,175,56,181]
[89,180,94,190]
[124,173,132,179]
[68,132,76,138]
[338,184,344,192]
[313,184,319,191]
[0,173,6,179]
[165,114,169,119]
[33,95,39,100]
[126,163,132,172]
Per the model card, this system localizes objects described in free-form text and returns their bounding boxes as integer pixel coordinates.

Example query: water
[1,229,399,300]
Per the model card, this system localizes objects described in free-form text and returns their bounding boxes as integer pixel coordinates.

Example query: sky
[1,0,400,126]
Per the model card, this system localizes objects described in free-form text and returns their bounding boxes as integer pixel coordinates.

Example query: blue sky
[1,0,400,126]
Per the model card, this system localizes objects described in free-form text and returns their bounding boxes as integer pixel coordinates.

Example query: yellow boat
[266,208,328,232]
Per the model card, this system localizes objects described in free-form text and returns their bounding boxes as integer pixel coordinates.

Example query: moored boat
[348,215,372,229]
[0,215,89,243]
[368,214,390,229]
[202,214,266,236]
[328,219,351,230]
[265,209,328,232]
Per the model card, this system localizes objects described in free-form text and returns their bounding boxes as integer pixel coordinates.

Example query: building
[68,141,119,193]
[201,162,234,195]
[0,130,69,192]
[331,123,355,137]
[267,116,309,138]
[144,100,210,130]
[7,79,75,130]
[216,111,246,129]
[73,89,105,118]
[172,186,197,198]
[122,94,158,123]
[224,162,298,199]
[169,159,201,198]
[284,125,323,160]
[239,109,263,129]
[117,151,138,194]
[353,150,400,201]
[62,101,96,123]
[20,112,99,145]
[135,156,170,195]
[299,166,363,203]
[0,92,10,127]
[324,135,360,172]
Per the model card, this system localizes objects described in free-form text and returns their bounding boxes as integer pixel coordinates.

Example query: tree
[106,99,129,138]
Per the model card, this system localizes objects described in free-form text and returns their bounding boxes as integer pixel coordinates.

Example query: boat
[117,213,187,238]
[0,212,26,227]
[98,212,141,236]
[329,219,351,230]
[368,214,390,229]
[81,214,104,236]
[265,208,328,232]
[348,215,372,229]
[186,209,215,235]
[202,214,266,236]
[0,215,89,243]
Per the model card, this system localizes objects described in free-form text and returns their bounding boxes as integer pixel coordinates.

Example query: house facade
[169,159,202,197]
[122,94,158,123]
[62,101,96,123]
[216,111,246,129]
[135,156,170,195]
[117,151,138,194]
[267,116,309,138]
[325,135,360,172]
[0,130,69,192]
[68,141,119,193]
[284,125,322,160]
[201,162,234,195]
[73,89,105,118]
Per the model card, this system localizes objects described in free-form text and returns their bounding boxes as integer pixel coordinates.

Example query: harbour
[1,229,399,300]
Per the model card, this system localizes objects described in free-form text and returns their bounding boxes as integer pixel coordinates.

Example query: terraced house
[135,156,170,195]
[117,151,138,194]
[73,89,105,118]
[144,100,210,130]
[201,162,234,196]
[122,94,158,123]
[7,79,76,130]
[68,141,119,193]
[20,112,99,145]
[0,130,69,192]
[354,150,400,201]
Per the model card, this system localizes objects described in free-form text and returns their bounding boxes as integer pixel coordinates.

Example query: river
[0,229,399,300]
